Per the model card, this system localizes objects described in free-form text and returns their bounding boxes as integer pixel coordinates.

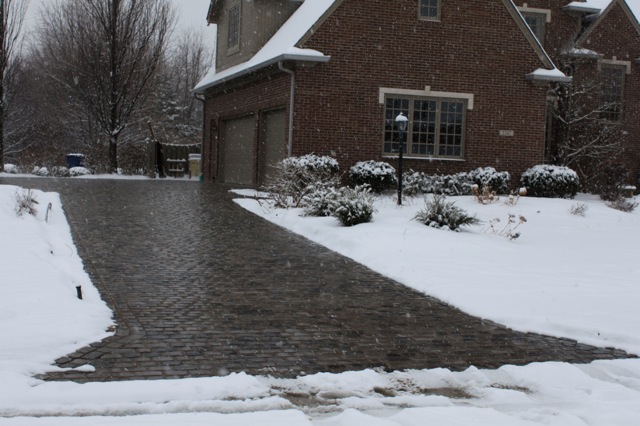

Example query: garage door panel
[222,116,255,185]
[259,109,287,185]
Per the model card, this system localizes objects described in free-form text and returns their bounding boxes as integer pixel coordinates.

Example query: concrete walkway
[1,177,632,382]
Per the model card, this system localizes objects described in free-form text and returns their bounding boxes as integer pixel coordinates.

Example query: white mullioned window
[383,95,466,158]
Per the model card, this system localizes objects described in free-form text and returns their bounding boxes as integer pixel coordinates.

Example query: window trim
[517,5,551,23]
[227,0,241,55]
[518,5,551,42]
[379,86,474,110]
[418,0,441,21]
[381,94,468,160]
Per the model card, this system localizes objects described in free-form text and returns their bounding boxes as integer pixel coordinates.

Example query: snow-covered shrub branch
[329,185,376,227]
[262,154,340,208]
[15,189,39,217]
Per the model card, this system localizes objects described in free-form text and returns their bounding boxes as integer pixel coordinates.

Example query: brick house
[194,0,637,187]
[514,0,640,186]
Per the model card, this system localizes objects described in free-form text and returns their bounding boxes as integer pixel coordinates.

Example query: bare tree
[0,0,29,167]
[147,27,213,144]
[38,0,174,172]
[550,58,626,189]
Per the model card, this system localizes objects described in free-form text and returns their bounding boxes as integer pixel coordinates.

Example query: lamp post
[395,113,408,206]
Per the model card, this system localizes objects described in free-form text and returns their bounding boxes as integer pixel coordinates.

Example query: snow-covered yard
[1,180,639,425]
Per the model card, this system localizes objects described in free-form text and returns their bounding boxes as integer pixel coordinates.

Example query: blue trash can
[66,154,85,168]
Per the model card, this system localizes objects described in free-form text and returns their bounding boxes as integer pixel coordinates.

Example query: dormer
[208,0,303,72]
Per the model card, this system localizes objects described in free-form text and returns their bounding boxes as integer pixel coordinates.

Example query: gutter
[194,93,206,179]
[194,53,330,94]
[278,61,295,157]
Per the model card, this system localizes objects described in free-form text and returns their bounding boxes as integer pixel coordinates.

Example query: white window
[383,95,466,158]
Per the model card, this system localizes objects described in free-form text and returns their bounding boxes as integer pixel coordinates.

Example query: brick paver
[1,177,633,382]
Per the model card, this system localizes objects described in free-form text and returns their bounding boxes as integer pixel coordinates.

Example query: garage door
[259,109,287,185]
[221,116,255,185]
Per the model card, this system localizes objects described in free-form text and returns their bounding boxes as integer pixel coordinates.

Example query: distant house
[195,0,638,187]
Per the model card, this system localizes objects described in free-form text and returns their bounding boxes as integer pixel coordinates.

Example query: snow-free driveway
[1,177,630,382]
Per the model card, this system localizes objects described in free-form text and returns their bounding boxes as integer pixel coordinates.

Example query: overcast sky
[25,0,215,47]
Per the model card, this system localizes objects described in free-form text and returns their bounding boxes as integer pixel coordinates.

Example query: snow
[526,67,571,82]
[193,0,336,92]
[2,181,640,425]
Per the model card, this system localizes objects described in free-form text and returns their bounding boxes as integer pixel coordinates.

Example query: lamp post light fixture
[395,113,408,206]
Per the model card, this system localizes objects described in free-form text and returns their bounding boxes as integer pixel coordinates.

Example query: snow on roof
[194,0,337,93]
[563,47,603,57]
[526,67,572,82]
[564,0,609,14]
[565,0,640,22]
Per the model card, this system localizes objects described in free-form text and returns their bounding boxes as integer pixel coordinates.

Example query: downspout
[278,61,295,157]
[195,93,206,180]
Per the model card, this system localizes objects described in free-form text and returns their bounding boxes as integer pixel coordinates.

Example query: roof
[194,0,337,93]
[575,0,640,47]
[194,0,570,93]
[565,0,639,22]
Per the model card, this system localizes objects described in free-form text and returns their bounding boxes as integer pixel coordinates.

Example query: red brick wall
[576,3,640,182]
[202,68,291,181]
[203,0,555,184]
[513,1,583,57]
[294,0,550,181]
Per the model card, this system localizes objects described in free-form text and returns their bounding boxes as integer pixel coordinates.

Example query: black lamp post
[395,113,408,206]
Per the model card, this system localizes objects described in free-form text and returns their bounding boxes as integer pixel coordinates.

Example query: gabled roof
[575,0,640,47]
[194,0,569,93]
[194,0,336,93]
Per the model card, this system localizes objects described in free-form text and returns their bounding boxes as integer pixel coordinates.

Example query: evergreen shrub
[520,165,579,198]
[349,160,396,193]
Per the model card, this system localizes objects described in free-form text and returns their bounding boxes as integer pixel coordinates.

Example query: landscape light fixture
[395,113,408,206]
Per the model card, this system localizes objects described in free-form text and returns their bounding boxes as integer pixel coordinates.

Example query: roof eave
[526,72,573,83]
[194,54,331,94]
[561,5,602,15]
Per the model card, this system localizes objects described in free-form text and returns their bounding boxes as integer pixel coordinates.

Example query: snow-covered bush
[282,154,340,177]
[32,166,49,177]
[468,167,511,194]
[263,155,340,208]
[302,184,341,217]
[414,194,480,231]
[349,160,396,193]
[330,185,376,227]
[521,165,579,199]
[3,164,19,174]
[402,171,474,196]
[69,167,92,177]
[50,166,70,178]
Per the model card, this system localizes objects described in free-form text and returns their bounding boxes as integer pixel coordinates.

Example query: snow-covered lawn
[1,182,639,425]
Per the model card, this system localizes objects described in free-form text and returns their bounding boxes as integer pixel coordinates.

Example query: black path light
[395,113,408,206]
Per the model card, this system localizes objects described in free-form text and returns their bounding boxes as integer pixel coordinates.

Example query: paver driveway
[1,177,632,382]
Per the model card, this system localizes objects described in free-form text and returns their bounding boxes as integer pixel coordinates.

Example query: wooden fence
[147,142,201,178]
